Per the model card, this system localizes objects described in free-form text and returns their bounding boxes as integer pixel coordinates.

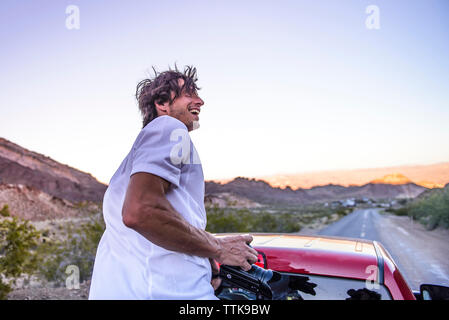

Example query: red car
[215,233,449,300]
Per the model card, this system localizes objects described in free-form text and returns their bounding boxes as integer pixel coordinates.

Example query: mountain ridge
[205,176,428,206]
[0,136,438,220]
[0,137,107,203]
[235,161,449,190]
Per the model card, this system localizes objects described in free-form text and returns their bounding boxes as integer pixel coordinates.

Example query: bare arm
[122,172,258,270]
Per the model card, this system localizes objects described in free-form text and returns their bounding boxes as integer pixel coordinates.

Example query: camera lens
[248,264,274,283]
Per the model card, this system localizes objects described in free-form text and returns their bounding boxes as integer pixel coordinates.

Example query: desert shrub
[36,213,105,286]
[0,205,10,218]
[335,207,354,218]
[206,207,302,233]
[0,205,40,299]
[385,207,409,216]
[382,187,449,230]
[408,187,449,230]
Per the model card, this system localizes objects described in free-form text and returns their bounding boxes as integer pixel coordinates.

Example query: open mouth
[189,108,200,116]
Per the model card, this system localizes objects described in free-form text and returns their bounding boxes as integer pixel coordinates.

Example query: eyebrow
[182,86,198,96]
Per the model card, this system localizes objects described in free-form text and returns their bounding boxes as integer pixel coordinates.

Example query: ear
[154,99,170,115]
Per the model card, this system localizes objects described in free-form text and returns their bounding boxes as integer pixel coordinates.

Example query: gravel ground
[374,213,449,290]
[7,281,91,300]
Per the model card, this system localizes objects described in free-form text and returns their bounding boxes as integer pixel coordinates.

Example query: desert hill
[0,137,107,203]
[0,137,107,220]
[205,176,428,206]
[0,136,437,219]
[254,162,449,190]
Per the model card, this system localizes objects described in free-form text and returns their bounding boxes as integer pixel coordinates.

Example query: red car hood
[216,233,415,300]
[218,233,379,281]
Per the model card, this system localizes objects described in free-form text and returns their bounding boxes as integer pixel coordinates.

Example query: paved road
[317,208,449,290]
[318,207,381,240]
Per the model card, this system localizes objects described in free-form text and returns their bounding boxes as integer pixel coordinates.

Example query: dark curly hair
[135,64,200,128]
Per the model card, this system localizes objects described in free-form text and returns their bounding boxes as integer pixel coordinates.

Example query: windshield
[217,272,392,300]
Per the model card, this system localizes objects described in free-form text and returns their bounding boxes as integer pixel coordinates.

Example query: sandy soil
[374,213,449,290]
[7,280,91,300]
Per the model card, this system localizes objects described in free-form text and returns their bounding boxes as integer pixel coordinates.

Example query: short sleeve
[130,116,190,188]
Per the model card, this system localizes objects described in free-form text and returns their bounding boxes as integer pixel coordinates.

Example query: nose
[195,96,204,107]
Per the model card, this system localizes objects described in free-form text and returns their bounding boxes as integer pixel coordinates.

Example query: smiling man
[89,65,258,300]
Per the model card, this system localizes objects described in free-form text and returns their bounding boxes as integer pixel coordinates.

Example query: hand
[215,234,259,271]
[209,258,222,290]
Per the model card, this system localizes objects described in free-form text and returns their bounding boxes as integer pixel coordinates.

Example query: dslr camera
[216,263,317,300]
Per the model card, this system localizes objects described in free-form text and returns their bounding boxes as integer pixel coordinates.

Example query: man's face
[157,78,204,132]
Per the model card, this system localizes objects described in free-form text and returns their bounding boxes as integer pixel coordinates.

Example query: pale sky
[1,0,448,184]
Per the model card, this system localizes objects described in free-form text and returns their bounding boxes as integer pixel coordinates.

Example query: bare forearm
[127,205,259,269]
[127,204,221,260]
[122,173,259,270]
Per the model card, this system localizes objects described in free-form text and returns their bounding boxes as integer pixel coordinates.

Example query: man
[89,65,258,299]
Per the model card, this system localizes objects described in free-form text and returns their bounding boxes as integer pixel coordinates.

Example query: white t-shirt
[89,115,217,300]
